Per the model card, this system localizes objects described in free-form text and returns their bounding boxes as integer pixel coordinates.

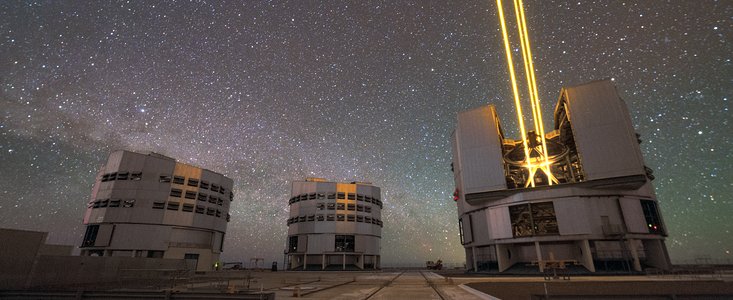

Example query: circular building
[80,150,233,272]
[286,178,383,270]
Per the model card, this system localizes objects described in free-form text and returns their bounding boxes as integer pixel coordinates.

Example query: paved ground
[174,269,733,300]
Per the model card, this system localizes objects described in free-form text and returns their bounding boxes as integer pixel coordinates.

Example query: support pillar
[496,244,511,272]
[303,254,307,271]
[627,239,642,272]
[472,246,478,272]
[342,254,346,270]
[534,241,544,272]
[359,254,364,270]
[580,239,596,272]
[322,254,326,270]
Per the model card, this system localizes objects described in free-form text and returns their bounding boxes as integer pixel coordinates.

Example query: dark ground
[466,280,733,300]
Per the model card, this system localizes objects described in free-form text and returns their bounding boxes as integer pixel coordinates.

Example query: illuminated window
[337,214,345,221]
[326,214,335,221]
[337,203,345,210]
[337,192,345,199]
[509,202,559,237]
[641,200,664,234]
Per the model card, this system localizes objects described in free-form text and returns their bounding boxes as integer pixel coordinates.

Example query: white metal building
[452,80,671,273]
[286,178,383,270]
[80,150,233,272]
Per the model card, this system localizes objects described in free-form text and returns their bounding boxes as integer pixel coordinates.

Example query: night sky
[1,1,731,266]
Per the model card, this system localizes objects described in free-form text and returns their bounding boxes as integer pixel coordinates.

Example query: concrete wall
[27,256,188,288]
[0,229,47,289]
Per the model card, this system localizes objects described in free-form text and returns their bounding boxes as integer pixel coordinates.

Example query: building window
[337,203,345,210]
[117,172,129,180]
[109,199,121,207]
[109,172,118,180]
[317,193,325,199]
[209,195,217,204]
[130,172,142,181]
[347,193,356,200]
[288,236,298,253]
[307,215,315,222]
[211,184,220,193]
[299,216,306,222]
[326,214,335,221]
[216,210,222,217]
[316,203,325,210]
[365,196,373,203]
[356,215,364,222]
[206,208,216,215]
[182,203,194,212]
[458,218,465,244]
[188,178,199,187]
[198,193,208,201]
[172,176,185,185]
[99,199,109,208]
[337,192,345,199]
[226,213,231,222]
[185,191,197,199]
[289,197,297,204]
[509,202,559,237]
[123,199,135,208]
[170,188,182,197]
[641,200,664,234]
[219,187,227,195]
[102,173,111,182]
[200,181,210,189]
[347,203,355,211]
[217,198,223,206]
[167,202,180,211]
[81,225,99,247]
[356,194,364,201]
[308,193,316,200]
[365,216,372,223]
[335,235,354,252]
[337,214,345,221]
[316,214,324,221]
[327,203,336,210]
[147,251,164,258]
[327,193,336,199]
[365,206,372,213]
[159,175,172,183]
[195,205,205,214]
[299,194,307,201]
[153,202,165,209]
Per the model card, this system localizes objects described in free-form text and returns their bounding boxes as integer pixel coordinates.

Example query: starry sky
[1,1,731,266]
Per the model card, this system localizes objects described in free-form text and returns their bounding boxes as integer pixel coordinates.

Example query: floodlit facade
[286,178,383,270]
[80,150,233,272]
[452,80,671,273]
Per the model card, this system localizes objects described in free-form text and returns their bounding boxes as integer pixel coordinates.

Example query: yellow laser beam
[496,0,535,187]
[515,0,556,185]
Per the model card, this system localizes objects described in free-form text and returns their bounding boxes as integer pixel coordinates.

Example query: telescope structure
[451,79,671,273]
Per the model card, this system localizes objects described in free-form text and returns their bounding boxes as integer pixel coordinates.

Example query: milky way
[1,1,731,265]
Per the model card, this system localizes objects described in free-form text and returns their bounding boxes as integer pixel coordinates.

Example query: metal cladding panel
[554,198,592,235]
[563,80,646,180]
[488,206,512,239]
[454,105,506,194]
[620,197,648,233]
[460,214,473,243]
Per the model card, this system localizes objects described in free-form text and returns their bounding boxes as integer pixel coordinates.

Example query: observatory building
[286,178,383,270]
[80,150,233,272]
[451,80,671,273]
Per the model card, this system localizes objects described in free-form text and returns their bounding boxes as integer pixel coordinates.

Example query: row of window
[101,171,142,182]
[309,202,374,213]
[287,214,383,227]
[289,193,383,208]
[169,188,226,206]
[152,201,231,221]
[160,175,229,196]
[289,235,355,253]
[89,199,136,208]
